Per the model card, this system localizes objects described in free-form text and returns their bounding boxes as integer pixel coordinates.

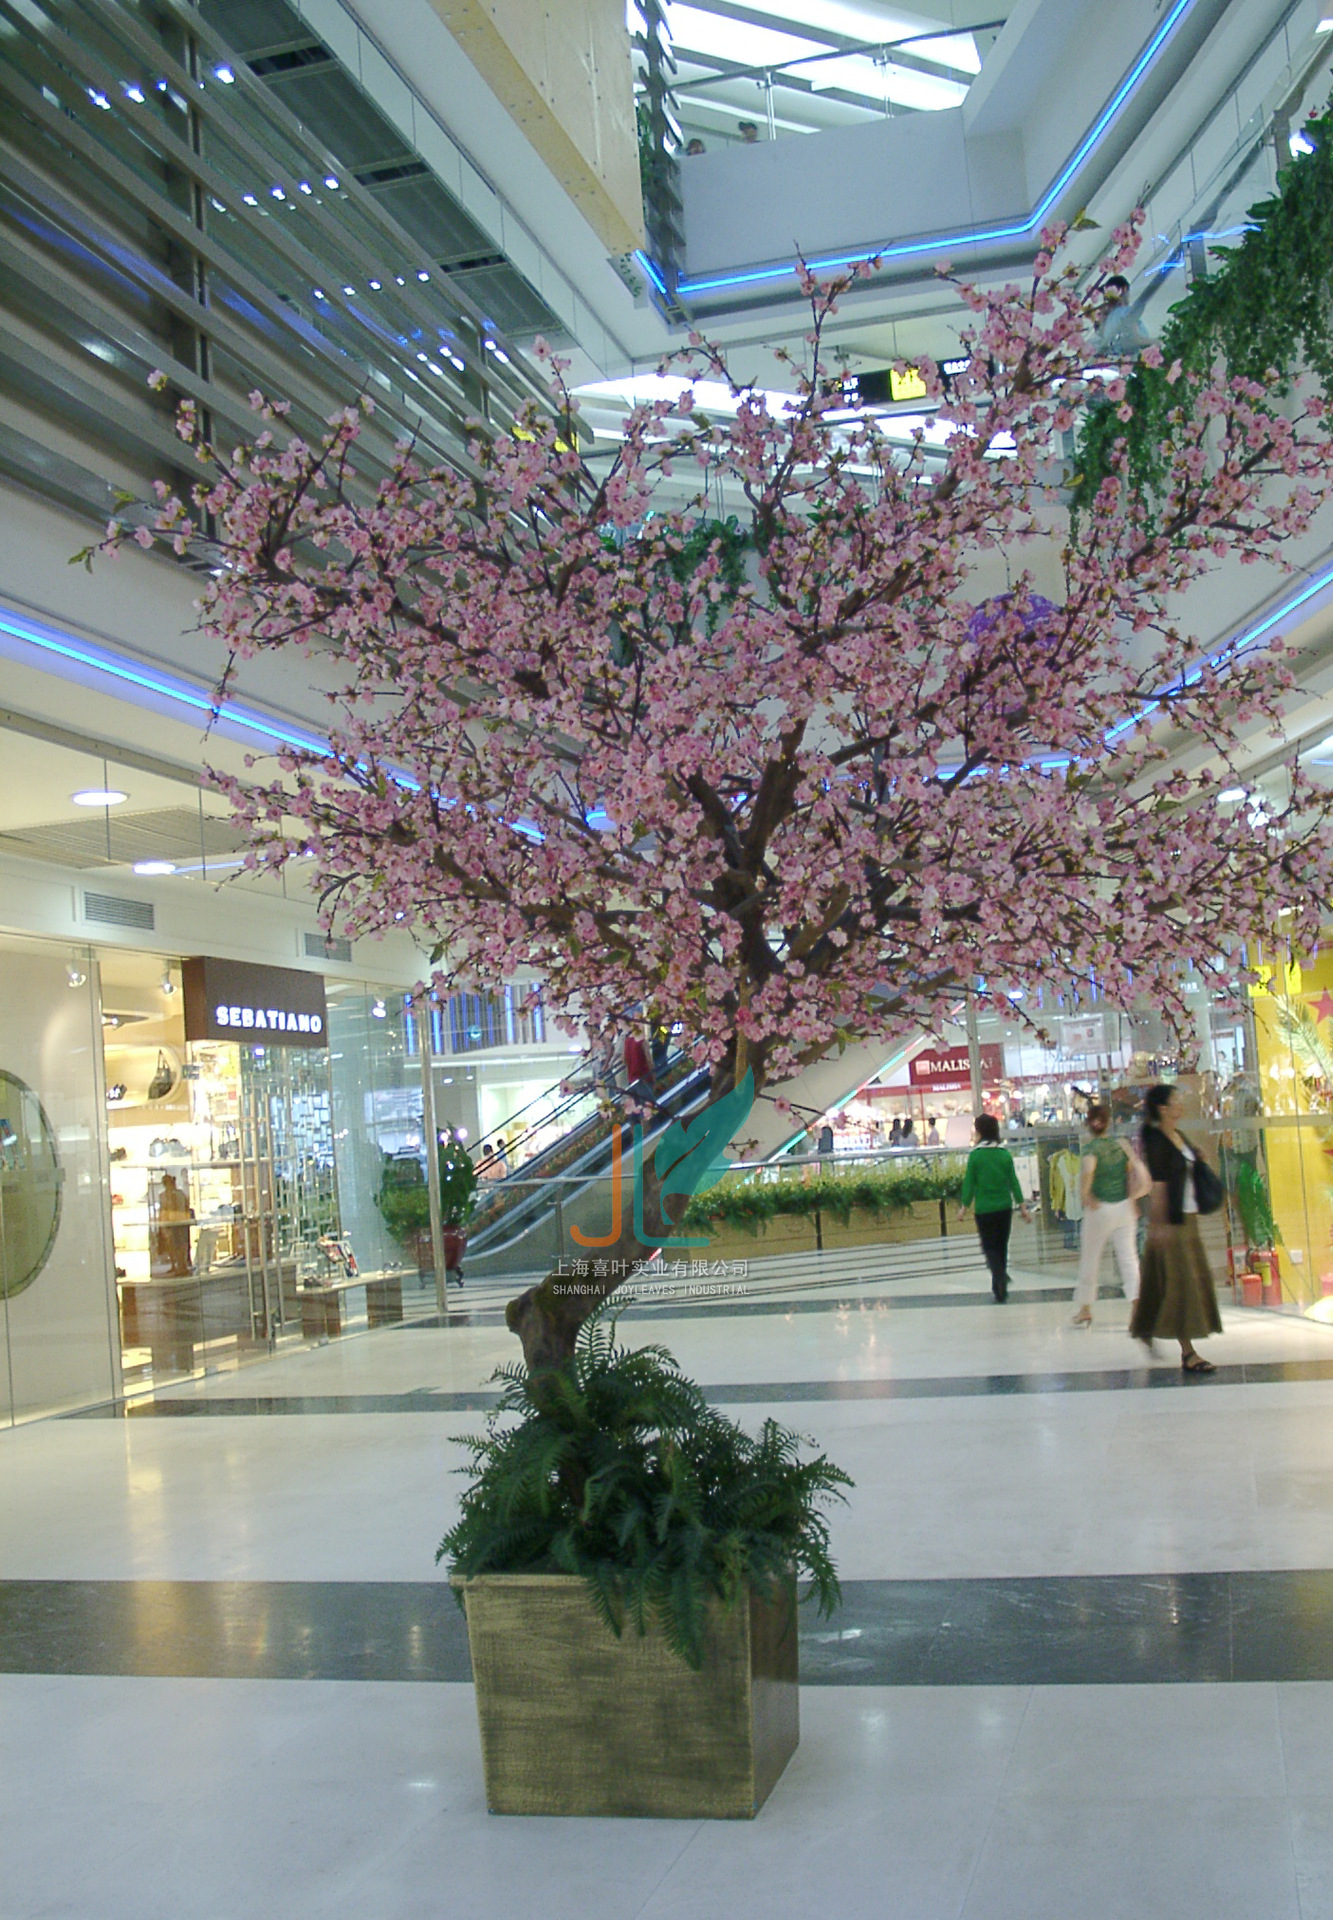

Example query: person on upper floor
[1092,274,1153,359]
[624,1029,655,1103]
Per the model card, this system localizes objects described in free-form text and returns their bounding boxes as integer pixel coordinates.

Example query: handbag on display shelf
[146,1050,175,1102]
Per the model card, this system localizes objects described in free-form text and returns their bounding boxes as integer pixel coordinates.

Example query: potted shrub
[375,1137,478,1284]
[437,1134,479,1282]
[440,1315,850,1818]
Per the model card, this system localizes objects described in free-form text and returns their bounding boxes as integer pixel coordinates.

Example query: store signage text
[182,957,329,1051]
[1060,1013,1107,1053]
[908,1043,1004,1091]
[214,1004,323,1036]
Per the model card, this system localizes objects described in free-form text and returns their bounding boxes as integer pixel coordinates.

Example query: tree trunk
[505,1064,753,1370]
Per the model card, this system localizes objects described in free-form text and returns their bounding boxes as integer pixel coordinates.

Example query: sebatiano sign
[182,957,329,1051]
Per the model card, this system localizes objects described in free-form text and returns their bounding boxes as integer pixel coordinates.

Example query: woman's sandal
[1071,1308,1093,1327]
[1181,1353,1216,1373]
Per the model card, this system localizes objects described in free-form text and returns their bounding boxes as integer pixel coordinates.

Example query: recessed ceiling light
[133,860,177,876]
[71,787,127,807]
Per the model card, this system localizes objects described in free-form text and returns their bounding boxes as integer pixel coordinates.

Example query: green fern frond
[437,1307,852,1668]
[1274,993,1333,1089]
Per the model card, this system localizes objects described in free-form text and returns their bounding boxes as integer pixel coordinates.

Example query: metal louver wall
[0,0,558,528]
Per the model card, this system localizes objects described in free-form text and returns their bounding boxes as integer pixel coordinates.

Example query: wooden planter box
[820,1199,944,1250]
[693,1199,945,1263]
[691,1212,815,1264]
[459,1572,799,1819]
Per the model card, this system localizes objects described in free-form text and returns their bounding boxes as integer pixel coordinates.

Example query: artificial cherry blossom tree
[112,220,1333,1365]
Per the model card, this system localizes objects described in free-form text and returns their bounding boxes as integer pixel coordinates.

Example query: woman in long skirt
[1130,1083,1222,1372]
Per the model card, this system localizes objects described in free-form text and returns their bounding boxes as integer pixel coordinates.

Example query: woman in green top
[957,1113,1031,1303]
[1071,1103,1147,1326]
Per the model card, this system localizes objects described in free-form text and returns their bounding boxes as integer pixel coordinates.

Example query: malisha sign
[182,957,329,1050]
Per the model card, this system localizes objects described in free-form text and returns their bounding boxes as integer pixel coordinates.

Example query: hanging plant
[1074,106,1333,513]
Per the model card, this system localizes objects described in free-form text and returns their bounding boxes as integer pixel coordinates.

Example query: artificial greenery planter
[459,1573,798,1818]
[681,1158,967,1238]
[439,1316,849,1818]
[819,1198,946,1251]
[375,1136,479,1245]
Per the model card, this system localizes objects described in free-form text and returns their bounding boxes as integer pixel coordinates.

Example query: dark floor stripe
[70,1353,1333,1419]
[4,1571,1333,1686]
[399,1280,1118,1327]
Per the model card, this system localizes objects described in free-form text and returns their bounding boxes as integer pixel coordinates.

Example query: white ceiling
[655,0,1002,145]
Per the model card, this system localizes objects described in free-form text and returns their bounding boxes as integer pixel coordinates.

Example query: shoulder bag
[1184,1136,1224,1215]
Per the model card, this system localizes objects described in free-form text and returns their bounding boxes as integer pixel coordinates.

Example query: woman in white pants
[1072,1103,1147,1324]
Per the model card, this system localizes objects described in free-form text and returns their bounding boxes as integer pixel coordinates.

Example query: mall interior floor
[6,1255,1333,1919]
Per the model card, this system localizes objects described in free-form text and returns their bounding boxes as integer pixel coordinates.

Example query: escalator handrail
[465,1065,713,1255]
[476,1049,697,1184]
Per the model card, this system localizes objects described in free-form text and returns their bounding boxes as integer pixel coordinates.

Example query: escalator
[462,1052,712,1276]
[456,1030,947,1282]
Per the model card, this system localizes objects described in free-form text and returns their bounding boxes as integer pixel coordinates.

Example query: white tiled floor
[6,1275,1333,1916]
[3,1675,1330,1919]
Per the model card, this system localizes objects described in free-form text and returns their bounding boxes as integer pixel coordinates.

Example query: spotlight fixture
[71,787,127,807]
[67,960,88,988]
[371,998,387,1019]
[160,968,177,995]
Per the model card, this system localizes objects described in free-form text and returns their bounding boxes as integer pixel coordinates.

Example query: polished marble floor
[6,1254,1333,1917]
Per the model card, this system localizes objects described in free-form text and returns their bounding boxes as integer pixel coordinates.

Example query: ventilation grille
[83,891,156,931]
[304,931,352,963]
[0,807,244,871]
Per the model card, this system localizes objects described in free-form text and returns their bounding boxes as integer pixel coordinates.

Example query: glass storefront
[0,939,455,1422]
[7,922,1333,1425]
[0,932,118,1423]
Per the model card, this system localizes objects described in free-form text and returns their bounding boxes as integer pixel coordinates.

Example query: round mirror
[0,1070,63,1299]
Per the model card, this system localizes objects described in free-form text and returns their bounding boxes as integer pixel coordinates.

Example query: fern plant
[439,1314,851,1668]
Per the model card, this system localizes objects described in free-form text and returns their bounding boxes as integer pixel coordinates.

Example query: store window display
[0,934,116,1424]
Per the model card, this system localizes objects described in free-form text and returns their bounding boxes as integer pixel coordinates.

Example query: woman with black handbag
[1130,1083,1223,1372]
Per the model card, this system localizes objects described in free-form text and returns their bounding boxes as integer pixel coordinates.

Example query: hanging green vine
[1074,107,1333,512]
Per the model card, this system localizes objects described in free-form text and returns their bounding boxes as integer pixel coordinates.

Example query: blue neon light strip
[0,604,331,755]
[675,0,1197,297]
[1105,558,1333,748]
[634,249,671,300]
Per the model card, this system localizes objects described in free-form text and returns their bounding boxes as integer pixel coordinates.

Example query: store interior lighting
[71,787,127,807]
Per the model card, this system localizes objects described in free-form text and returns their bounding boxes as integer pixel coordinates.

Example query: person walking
[1130,1083,1223,1372]
[958,1113,1031,1302]
[925,1116,941,1146]
[623,1028,655,1104]
[1071,1102,1147,1325]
